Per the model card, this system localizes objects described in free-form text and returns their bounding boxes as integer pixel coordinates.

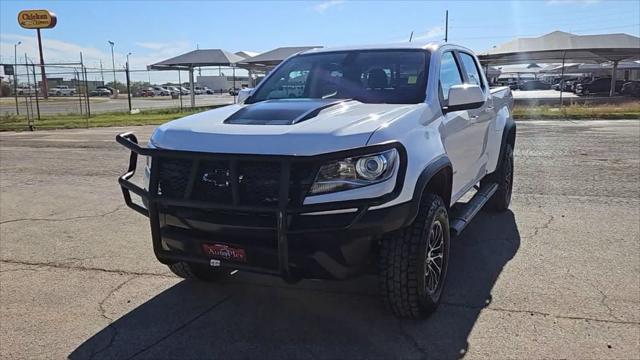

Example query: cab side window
[459,52,485,92]
[439,52,463,103]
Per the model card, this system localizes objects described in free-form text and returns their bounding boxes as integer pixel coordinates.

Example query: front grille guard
[116,132,406,279]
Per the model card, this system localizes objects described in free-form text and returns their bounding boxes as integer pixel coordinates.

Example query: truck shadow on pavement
[69,210,520,360]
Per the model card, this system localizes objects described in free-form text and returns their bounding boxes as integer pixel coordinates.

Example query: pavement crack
[566,268,623,322]
[0,206,125,225]
[442,301,639,325]
[89,275,137,360]
[0,259,173,278]
[125,293,234,360]
[524,213,555,239]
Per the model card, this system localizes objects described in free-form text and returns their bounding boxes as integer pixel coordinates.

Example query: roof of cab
[301,41,443,55]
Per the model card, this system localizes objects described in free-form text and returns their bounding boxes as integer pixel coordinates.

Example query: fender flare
[497,118,516,169]
[403,156,453,227]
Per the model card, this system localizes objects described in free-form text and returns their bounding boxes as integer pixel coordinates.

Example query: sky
[1,0,639,83]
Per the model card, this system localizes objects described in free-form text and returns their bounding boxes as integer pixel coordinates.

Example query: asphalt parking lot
[0,120,639,359]
[0,94,235,116]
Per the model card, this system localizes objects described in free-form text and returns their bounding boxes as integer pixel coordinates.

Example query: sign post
[18,9,57,99]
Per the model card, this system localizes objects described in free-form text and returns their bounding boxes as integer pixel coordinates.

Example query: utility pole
[444,10,449,42]
[14,41,21,115]
[108,40,116,94]
[126,52,132,112]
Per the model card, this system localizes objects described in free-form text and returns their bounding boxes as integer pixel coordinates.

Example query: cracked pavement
[1,120,639,359]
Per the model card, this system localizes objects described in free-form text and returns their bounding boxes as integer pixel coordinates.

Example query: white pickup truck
[48,85,75,96]
[117,42,515,319]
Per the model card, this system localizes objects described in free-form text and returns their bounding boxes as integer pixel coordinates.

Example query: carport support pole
[189,67,195,108]
[559,51,566,108]
[609,60,618,97]
[233,65,237,104]
[178,69,183,111]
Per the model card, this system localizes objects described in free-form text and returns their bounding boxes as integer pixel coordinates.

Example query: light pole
[125,52,132,112]
[108,41,116,94]
[13,41,21,115]
[100,59,105,84]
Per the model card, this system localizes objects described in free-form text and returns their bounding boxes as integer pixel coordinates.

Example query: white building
[196,75,251,92]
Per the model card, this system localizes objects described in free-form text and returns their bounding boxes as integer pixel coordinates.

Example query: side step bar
[449,183,498,237]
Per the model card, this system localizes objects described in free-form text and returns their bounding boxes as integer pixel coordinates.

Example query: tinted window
[248,50,429,104]
[459,52,485,91]
[439,52,463,102]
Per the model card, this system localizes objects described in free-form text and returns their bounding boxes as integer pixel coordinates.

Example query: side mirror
[237,88,255,104]
[445,84,484,112]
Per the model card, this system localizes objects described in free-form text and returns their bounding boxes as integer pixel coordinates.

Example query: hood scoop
[224,99,350,125]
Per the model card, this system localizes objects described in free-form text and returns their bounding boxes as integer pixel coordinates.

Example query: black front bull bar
[116,132,406,280]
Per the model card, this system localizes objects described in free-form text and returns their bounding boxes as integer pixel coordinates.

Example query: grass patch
[513,102,640,120]
[2,102,638,131]
[0,105,225,131]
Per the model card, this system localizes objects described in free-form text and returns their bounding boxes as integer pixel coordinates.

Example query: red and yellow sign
[18,9,57,29]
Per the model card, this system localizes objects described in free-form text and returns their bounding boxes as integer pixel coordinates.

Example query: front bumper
[116,132,409,281]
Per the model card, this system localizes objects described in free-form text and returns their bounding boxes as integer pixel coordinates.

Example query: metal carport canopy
[478,31,640,64]
[478,31,640,96]
[236,46,322,70]
[148,49,245,106]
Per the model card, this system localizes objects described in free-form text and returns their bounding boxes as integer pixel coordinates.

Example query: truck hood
[151,99,420,156]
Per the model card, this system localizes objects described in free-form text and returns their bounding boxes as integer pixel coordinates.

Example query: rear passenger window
[459,52,485,91]
[439,52,463,102]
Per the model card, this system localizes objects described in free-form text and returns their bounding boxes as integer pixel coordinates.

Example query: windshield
[247,50,429,104]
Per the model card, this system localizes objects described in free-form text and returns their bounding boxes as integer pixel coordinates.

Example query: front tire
[379,193,450,319]
[168,261,227,282]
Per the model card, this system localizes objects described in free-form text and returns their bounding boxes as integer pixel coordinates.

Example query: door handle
[470,115,479,120]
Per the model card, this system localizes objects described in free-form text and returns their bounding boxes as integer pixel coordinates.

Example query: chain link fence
[0,56,237,130]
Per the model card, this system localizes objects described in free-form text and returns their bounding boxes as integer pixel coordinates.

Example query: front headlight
[308,148,399,195]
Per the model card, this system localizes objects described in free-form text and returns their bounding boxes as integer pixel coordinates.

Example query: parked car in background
[163,86,180,96]
[15,86,40,96]
[96,86,117,95]
[89,88,112,96]
[203,86,215,94]
[153,86,171,96]
[134,88,155,97]
[620,81,640,97]
[228,87,240,96]
[48,85,76,96]
[519,80,551,91]
[575,78,625,96]
[562,79,583,92]
[193,86,205,95]
[179,86,191,95]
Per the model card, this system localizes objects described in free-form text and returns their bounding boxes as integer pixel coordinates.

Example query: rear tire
[168,261,227,282]
[483,143,514,212]
[379,193,450,319]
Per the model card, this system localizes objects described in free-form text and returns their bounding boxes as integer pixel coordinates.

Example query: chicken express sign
[18,9,57,29]
[17,9,57,100]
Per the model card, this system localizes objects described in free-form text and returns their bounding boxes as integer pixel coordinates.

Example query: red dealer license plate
[202,243,247,263]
